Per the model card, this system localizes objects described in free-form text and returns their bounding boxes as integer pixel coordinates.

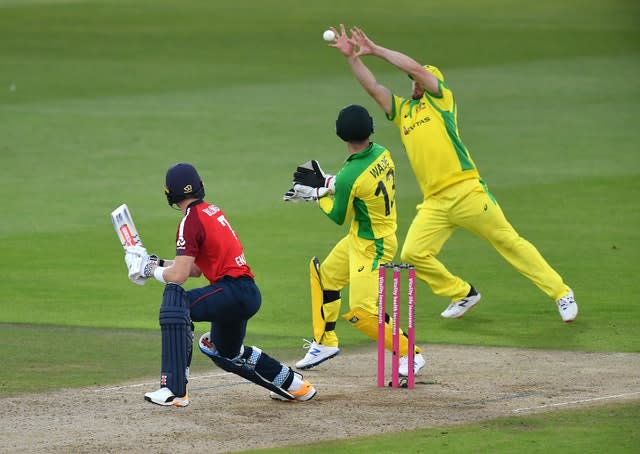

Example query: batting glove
[124,246,157,285]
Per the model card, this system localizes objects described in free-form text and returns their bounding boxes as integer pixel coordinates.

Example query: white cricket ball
[322,30,335,42]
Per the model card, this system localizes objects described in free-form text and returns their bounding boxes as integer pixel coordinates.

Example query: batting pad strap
[209,346,295,400]
[243,346,261,367]
[154,266,167,283]
[160,309,190,324]
[272,365,290,388]
[325,322,336,331]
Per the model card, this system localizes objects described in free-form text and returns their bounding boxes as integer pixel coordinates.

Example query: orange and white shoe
[144,387,189,407]
[270,374,317,402]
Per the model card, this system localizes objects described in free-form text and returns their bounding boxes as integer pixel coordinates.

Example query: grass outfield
[248,402,640,454]
[0,0,638,451]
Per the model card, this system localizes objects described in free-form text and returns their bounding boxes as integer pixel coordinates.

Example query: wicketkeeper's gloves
[283,184,330,202]
[293,160,335,192]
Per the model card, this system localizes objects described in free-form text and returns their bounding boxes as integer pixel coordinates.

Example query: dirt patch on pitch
[2,345,639,453]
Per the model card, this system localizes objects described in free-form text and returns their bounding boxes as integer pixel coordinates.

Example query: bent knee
[401,247,433,265]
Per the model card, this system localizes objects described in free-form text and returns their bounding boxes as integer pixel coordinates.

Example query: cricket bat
[111,204,143,249]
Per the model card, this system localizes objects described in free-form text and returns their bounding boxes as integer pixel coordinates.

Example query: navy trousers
[187,276,261,359]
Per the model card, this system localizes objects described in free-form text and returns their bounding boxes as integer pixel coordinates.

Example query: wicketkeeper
[284,104,426,376]
[125,163,317,406]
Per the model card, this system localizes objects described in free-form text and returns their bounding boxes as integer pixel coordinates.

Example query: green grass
[248,402,640,453]
[0,324,160,394]
[0,0,639,451]
[0,323,297,395]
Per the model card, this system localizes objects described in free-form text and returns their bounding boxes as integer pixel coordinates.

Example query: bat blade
[111,203,143,249]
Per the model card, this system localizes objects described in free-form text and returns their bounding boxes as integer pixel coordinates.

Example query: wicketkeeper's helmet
[335,104,374,142]
[164,163,205,206]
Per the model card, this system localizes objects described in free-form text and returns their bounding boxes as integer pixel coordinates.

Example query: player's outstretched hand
[351,26,376,57]
[283,184,330,202]
[330,24,356,58]
[293,160,327,188]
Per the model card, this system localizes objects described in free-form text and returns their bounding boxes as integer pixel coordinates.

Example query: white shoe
[295,339,340,370]
[269,373,318,402]
[398,353,426,377]
[556,289,578,323]
[441,286,481,318]
[144,387,189,407]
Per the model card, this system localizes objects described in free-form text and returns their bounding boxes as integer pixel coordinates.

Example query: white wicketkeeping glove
[293,160,335,194]
[283,184,330,202]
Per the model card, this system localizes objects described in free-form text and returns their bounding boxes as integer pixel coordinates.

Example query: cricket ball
[323,30,335,42]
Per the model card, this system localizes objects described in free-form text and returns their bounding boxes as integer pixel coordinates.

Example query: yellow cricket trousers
[318,233,397,346]
[400,179,569,301]
[321,233,397,312]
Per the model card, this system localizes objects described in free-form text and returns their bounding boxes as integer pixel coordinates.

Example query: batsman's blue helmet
[164,163,205,206]
[336,104,374,142]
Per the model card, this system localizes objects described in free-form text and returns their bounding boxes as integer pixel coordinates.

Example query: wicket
[377,263,416,389]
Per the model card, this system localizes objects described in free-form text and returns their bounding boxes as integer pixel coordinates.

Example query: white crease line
[96,377,373,393]
[513,391,640,413]
[94,372,229,392]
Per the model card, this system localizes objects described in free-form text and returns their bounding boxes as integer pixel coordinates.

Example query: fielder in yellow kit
[284,104,425,375]
[327,25,578,323]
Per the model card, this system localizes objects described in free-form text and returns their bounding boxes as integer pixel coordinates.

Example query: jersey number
[217,215,238,239]
[375,169,395,216]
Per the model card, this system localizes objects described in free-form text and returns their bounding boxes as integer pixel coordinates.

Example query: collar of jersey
[346,142,374,161]
[187,199,204,208]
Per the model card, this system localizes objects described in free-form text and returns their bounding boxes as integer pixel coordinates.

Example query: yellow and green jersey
[319,142,397,240]
[387,80,480,198]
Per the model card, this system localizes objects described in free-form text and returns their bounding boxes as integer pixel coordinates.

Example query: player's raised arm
[351,26,440,97]
[330,24,393,116]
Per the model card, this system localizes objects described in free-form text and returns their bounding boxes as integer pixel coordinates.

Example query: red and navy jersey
[175,200,254,284]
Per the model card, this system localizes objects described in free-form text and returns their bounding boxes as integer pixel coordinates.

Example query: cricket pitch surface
[2,345,639,453]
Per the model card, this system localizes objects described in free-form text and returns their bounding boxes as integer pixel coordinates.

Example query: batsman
[284,104,425,376]
[124,163,317,406]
